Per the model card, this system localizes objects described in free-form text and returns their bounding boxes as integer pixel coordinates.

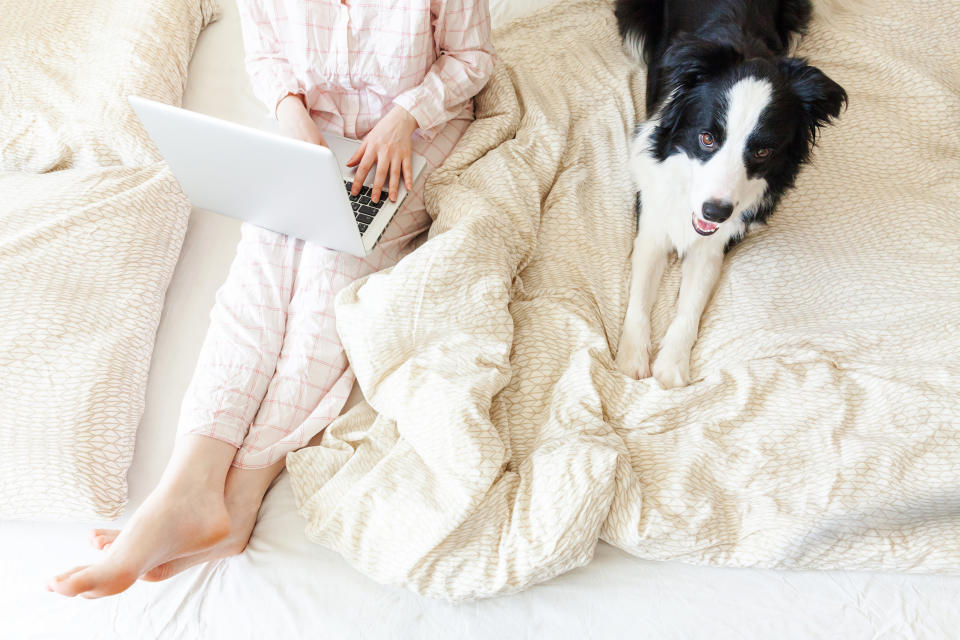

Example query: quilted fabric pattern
[0,165,190,520]
[0,0,219,171]
[0,0,217,520]
[287,0,960,600]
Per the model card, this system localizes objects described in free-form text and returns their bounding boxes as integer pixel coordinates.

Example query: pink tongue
[698,218,717,231]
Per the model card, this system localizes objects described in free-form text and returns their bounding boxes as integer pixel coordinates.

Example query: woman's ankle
[223,459,286,509]
[158,434,240,489]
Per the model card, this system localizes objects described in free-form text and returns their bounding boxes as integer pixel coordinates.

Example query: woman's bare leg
[49,226,301,598]
[139,457,286,580]
[91,457,286,581]
[47,435,236,598]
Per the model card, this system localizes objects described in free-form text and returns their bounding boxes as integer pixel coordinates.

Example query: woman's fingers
[371,149,390,203]
[388,155,402,202]
[401,154,412,191]
[352,146,377,195]
[346,140,366,168]
[351,137,413,202]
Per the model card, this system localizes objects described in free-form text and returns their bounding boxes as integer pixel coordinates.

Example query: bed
[2,0,959,637]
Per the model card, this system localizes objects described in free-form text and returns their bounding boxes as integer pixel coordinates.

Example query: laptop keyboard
[344,181,386,235]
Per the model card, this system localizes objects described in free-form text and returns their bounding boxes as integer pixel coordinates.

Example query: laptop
[128,95,427,257]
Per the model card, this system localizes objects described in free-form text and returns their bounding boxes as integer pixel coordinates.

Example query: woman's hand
[347,106,418,203]
[276,93,328,147]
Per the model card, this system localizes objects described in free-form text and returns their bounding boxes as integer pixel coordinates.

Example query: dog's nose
[701,200,734,223]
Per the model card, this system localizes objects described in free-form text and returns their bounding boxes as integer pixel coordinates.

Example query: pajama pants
[176,113,471,468]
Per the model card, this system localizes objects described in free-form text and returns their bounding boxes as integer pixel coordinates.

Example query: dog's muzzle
[692,200,733,237]
[701,200,734,223]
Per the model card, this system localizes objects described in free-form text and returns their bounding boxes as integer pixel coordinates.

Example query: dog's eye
[754,148,772,160]
[699,132,717,150]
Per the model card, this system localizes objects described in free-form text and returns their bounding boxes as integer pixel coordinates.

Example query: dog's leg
[615,225,669,379]
[652,244,724,388]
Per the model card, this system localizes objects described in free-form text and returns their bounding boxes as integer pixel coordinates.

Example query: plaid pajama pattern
[177,0,492,467]
[178,113,473,467]
[238,0,494,139]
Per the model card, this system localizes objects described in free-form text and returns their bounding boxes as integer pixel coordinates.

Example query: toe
[89,529,120,550]
[78,564,139,599]
[48,562,140,599]
[48,566,91,597]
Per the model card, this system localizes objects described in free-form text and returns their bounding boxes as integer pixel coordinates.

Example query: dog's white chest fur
[616,79,773,388]
[629,144,747,256]
[628,78,774,257]
[613,0,846,389]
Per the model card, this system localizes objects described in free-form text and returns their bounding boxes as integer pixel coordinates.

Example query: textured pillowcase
[0,164,191,520]
[0,0,217,520]
[0,0,219,172]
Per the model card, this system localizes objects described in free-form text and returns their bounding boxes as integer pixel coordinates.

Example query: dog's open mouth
[692,212,719,236]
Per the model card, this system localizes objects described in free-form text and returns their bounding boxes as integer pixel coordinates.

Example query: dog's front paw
[615,332,652,380]
[652,349,690,389]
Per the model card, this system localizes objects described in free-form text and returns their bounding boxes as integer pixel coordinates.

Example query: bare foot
[47,436,237,598]
[86,462,282,584]
[48,479,230,598]
[142,485,262,581]
[89,491,260,582]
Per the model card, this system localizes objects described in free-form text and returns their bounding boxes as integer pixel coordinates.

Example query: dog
[613,0,847,388]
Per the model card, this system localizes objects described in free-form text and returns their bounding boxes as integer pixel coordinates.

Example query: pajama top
[238,0,496,139]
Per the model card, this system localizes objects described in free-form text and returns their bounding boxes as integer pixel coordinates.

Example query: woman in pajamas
[49,0,494,598]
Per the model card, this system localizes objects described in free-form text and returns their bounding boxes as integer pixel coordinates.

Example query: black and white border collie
[614,0,847,388]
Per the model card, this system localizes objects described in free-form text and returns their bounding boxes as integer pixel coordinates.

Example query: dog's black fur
[612,0,850,387]
[615,0,847,230]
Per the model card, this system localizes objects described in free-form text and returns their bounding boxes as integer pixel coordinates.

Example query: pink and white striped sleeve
[237,0,303,117]
[392,0,496,137]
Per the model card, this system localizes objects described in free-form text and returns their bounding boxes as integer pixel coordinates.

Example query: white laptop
[129,95,427,257]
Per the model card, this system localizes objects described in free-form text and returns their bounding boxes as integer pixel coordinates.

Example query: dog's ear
[661,34,740,90]
[780,58,848,138]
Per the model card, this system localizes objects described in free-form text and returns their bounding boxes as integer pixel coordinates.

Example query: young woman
[49,0,494,598]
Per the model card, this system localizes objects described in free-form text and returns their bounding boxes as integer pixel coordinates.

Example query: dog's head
[651,36,847,237]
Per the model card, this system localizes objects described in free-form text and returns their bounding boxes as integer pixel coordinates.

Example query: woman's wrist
[391,105,419,134]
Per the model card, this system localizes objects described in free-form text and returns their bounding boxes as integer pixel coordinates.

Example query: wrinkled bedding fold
[286,0,960,600]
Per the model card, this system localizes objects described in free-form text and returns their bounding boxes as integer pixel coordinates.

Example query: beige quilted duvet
[287,0,960,600]
[0,0,218,520]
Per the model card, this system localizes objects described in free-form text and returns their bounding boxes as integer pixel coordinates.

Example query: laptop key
[356,213,375,224]
[359,205,379,216]
[358,223,368,234]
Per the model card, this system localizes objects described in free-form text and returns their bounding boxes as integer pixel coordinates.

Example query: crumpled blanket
[287,0,960,601]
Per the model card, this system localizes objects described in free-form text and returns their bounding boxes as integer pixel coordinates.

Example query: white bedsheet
[2,1,959,637]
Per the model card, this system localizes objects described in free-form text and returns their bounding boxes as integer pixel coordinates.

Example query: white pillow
[489,0,562,30]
